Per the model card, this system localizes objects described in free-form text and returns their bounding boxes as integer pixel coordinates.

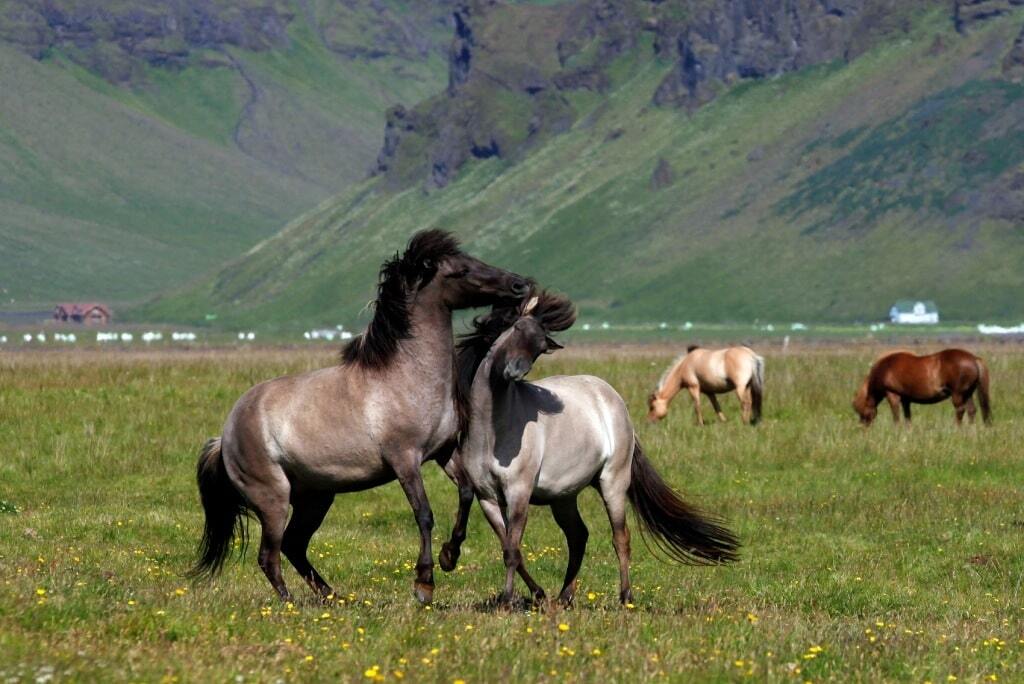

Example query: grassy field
[1,345,1022,682]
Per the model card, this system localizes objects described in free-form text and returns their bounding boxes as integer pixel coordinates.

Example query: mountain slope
[139,2,1024,327]
[0,1,454,308]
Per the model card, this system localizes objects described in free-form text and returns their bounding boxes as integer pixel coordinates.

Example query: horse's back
[529,375,633,499]
[872,348,982,399]
[220,365,401,490]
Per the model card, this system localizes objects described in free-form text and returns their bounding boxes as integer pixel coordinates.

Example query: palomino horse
[648,346,764,425]
[853,349,991,426]
[440,292,739,607]
[189,230,529,604]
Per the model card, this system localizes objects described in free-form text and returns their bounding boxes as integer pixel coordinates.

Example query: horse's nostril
[511,278,529,295]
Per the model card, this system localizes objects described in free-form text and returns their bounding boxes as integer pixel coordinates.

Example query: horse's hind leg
[901,398,912,424]
[597,481,632,605]
[965,395,978,424]
[688,386,705,426]
[282,492,335,599]
[251,483,292,601]
[551,498,588,607]
[885,392,901,424]
[706,393,727,423]
[478,499,545,605]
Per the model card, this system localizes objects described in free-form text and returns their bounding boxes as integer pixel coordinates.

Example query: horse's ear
[522,296,539,315]
[544,336,563,353]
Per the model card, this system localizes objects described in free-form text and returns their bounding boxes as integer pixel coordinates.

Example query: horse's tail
[187,437,249,580]
[975,357,992,425]
[626,438,740,565]
[749,354,765,425]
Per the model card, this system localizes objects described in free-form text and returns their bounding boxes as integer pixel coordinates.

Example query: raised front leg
[687,386,705,426]
[885,392,901,424]
[478,498,545,605]
[706,393,727,423]
[439,455,474,572]
[393,462,436,605]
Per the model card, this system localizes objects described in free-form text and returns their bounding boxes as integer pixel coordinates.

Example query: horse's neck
[464,351,507,451]
[657,358,687,400]
[399,292,454,370]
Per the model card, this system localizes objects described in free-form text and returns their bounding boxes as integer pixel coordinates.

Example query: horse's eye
[446,268,470,279]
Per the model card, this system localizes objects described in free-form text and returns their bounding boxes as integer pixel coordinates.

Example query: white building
[889,300,939,325]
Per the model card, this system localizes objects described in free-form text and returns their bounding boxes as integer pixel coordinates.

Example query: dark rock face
[954,0,1024,32]
[375,0,969,190]
[0,1,295,81]
[651,0,941,108]
[651,157,675,190]
[375,0,643,189]
[1004,24,1024,81]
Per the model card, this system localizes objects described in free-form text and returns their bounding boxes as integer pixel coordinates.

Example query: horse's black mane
[687,344,700,352]
[454,289,575,435]
[342,229,463,369]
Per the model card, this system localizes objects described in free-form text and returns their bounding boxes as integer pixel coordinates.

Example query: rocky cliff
[376,0,1024,190]
[0,1,455,84]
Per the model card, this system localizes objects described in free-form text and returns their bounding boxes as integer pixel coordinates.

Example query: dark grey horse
[189,230,529,604]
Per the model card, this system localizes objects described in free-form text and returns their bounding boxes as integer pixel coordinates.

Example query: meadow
[1,344,1022,682]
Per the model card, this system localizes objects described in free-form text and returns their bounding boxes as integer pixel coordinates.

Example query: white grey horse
[441,292,739,607]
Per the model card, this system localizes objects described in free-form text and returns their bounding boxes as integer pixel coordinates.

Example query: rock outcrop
[954,0,1024,32]
[1004,24,1024,80]
[0,1,457,84]
[0,1,295,81]
[651,0,941,108]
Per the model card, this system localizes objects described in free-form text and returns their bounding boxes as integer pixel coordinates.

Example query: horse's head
[647,391,669,422]
[404,230,529,310]
[490,290,575,382]
[852,380,876,425]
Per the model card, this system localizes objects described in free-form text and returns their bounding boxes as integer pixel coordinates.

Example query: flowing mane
[342,230,463,369]
[454,289,575,435]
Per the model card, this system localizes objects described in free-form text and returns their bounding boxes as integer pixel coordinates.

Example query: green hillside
[0,1,451,309]
[139,3,1024,328]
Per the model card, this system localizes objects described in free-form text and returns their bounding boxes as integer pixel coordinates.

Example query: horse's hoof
[414,582,434,606]
[557,592,575,608]
[438,542,460,572]
[619,589,634,606]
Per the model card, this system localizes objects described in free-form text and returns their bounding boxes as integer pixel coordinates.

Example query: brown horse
[188,230,529,604]
[852,349,992,426]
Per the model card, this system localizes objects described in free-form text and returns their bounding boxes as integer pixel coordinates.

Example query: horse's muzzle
[503,358,531,381]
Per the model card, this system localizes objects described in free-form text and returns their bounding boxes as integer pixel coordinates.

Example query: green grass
[142,7,1024,328]
[1,346,1022,681]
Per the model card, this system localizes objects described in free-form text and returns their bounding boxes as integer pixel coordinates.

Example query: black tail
[626,439,739,565]
[976,358,992,425]
[187,437,249,579]
[749,354,765,425]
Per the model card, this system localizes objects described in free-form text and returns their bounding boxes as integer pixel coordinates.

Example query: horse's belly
[699,377,734,393]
